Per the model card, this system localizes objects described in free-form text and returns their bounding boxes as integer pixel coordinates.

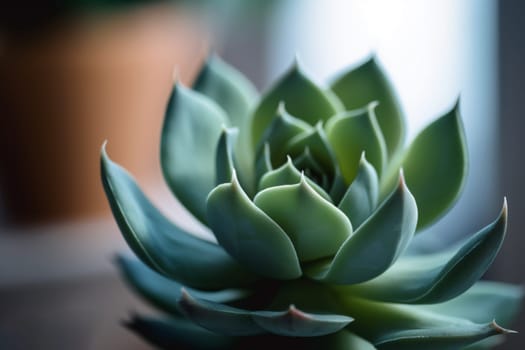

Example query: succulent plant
[101,55,522,349]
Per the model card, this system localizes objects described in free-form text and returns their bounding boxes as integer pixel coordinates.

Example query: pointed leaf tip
[491,320,517,335]
[251,305,353,337]
[251,61,342,148]
[102,147,256,290]
[331,55,405,157]
[161,83,229,224]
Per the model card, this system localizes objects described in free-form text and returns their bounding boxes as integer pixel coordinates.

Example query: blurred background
[0,0,523,348]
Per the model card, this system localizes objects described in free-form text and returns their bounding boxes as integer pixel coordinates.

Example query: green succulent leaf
[193,54,258,129]
[331,56,405,157]
[402,101,468,230]
[193,55,259,194]
[337,294,514,350]
[206,172,302,280]
[106,55,520,349]
[161,84,228,224]
[101,146,256,290]
[254,176,352,261]
[285,123,338,180]
[251,61,343,148]
[338,152,379,229]
[344,200,508,303]
[254,177,352,262]
[326,102,387,184]
[306,172,416,284]
[116,256,250,315]
[419,281,524,326]
[258,156,331,201]
[126,315,234,350]
[251,305,353,337]
[178,289,265,336]
[374,321,511,350]
[215,127,239,185]
[256,103,312,168]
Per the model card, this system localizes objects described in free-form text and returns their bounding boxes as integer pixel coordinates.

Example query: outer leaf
[338,152,379,228]
[101,146,255,290]
[344,200,508,303]
[161,84,228,224]
[126,315,234,350]
[326,102,387,184]
[206,172,302,280]
[178,289,264,336]
[251,305,353,337]
[258,156,331,201]
[256,103,312,167]
[215,127,238,185]
[251,61,343,148]
[375,321,511,350]
[177,291,354,342]
[193,55,258,194]
[402,101,467,230]
[336,294,514,350]
[116,256,250,315]
[419,281,524,326]
[254,177,352,262]
[331,56,405,157]
[306,172,417,284]
[193,54,257,129]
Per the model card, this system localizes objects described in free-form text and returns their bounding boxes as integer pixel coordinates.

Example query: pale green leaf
[251,61,342,148]
[338,152,379,229]
[254,177,352,262]
[161,84,228,224]
[402,101,468,230]
[331,56,405,157]
[306,172,416,284]
[193,54,257,129]
[101,145,256,290]
[326,102,387,184]
[206,172,302,280]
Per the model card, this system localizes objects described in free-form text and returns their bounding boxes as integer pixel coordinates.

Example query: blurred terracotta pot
[0,4,207,226]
